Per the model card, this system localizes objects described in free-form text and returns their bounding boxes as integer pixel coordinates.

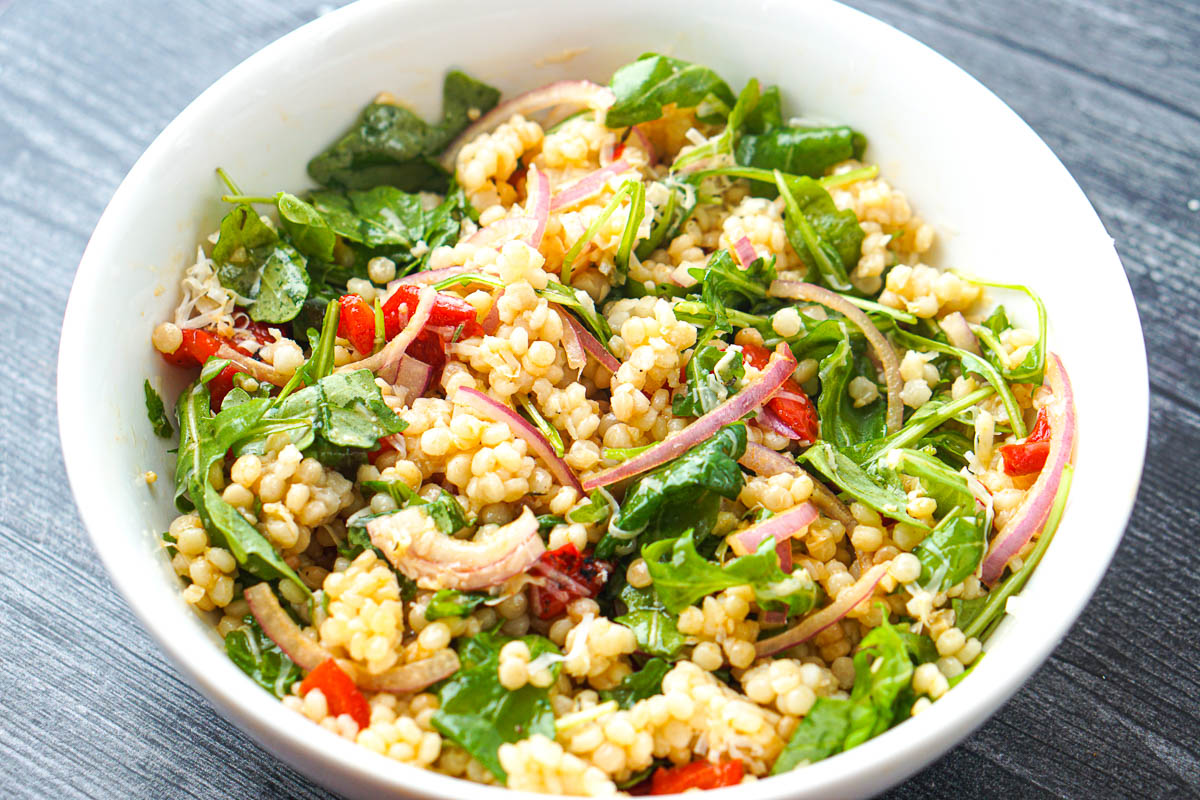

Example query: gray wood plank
[1,0,1197,798]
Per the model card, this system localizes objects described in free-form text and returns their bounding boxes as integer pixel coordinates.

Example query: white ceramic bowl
[58,0,1148,797]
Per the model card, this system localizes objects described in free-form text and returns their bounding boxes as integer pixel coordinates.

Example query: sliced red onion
[770,280,903,433]
[338,286,435,383]
[738,443,857,533]
[940,311,981,355]
[549,160,633,212]
[630,125,657,166]
[392,356,432,405]
[584,343,797,490]
[465,216,536,248]
[526,166,550,248]
[368,506,545,591]
[216,344,287,387]
[457,387,583,493]
[244,583,330,671]
[558,309,587,370]
[730,502,818,559]
[481,290,503,335]
[755,405,804,441]
[353,650,461,694]
[733,235,758,269]
[440,80,616,171]
[762,608,789,627]
[556,307,621,373]
[599,141,615,167]
[755,563,890,657]
[981,353,1075,585]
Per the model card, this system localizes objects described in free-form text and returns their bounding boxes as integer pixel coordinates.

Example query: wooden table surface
[3,0,1197,797]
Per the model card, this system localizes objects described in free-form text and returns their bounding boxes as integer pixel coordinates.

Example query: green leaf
[913,507,987,593]
[635,178,696,261]
[771,697,854,773]
[736,125,866,178]
[959,276,1047,385]
[308,70,500,191]
[605,53,735,128]
[567,489,615,525]
[885,447,972,516]
[671,78,761,172]
[643,529,819,615]
[816,336,886,448]
[225,615,302,699]
[598,424,747,558]
[362,479,469,537]
[775,169,854,292]
[276,192,337,262]
[317,369,408,448]
[687,248,775,327]
[433,629,561,782]
[800,442,929,528]
[672,343,745,417]
[144,380,173,438]
[249,244,310,324]
[615,583,687,659]
[599,658,671,708]
[426,589,488,620]
[516,394,565,457]
[213,204,278,287]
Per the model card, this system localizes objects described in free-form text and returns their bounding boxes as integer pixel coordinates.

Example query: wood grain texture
[1,0,1197,797]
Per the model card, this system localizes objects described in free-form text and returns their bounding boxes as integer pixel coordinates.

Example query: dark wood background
[2,0,1197,797]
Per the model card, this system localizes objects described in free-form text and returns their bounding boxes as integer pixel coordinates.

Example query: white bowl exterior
[57,0,1147,798]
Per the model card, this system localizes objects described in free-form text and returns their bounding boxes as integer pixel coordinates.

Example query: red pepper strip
[740,342,819,443]
[337,293,377,356]
[383,284,483,341]
[612,141,626,161]
[1000,407,1053,476]
[298,659,371,730]
[158,329,248,410]
[650,760,744,794]
[529,544,612,620]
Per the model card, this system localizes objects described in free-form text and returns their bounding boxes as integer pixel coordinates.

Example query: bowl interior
[58,0,1147,798]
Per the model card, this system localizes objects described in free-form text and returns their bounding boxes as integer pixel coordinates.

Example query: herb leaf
[643,529,819,615]
[800,442,929,529]
[736,124,866,178]
[426,589,489,620]
[144,380,174,438]
[225,615,302,699]
[816,336,885,448]
[672,343,745,418]
[605,53,735,128]
[913,507,987,593]
[433,629,561,782]
[600,658,671,708]
[615,583,687,659]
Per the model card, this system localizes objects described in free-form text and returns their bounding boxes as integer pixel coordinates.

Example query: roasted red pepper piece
[298,659,370,730]
[383,284,483,341]
[650,760,744,794]
[529,544,612,620]
[739,342,819,443]
[337,293,377,356]
[158,328,223,367]
[1000,407,1052,476]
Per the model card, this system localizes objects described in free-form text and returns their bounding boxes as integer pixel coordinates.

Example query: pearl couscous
[145,54,1076,795]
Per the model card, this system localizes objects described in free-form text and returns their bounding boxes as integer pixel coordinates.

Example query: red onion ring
[481,290,503,336]
[770,280,903,433]
[755,405,806,441]
[940,311,981,355]
[526,166,550,248]
[244,584,330,671]
[738,443,857,533]
[549,160,633,212]
[368,506,545,591]
[555,307,620,373]
[733,235,758,269]
[557,309,587,371]
[392,356,432,405]
[440,80,615,172]
[465,216,536,248]
[583,343,797,490]
[755,563,889,657]
[980,353,1076,584]
[730,502,818,558]
[457,387,583,493]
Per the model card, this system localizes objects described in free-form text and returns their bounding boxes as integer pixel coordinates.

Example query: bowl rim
[57,0,1148,797]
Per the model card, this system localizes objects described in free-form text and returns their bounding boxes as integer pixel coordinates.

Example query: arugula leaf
[615,583,687,659]
[426,589,489,620]
[433,629,561,781]
[636,178,697,260]
[671,78,761,173]
[308,71,500,191]
[800,442,929,528]
[517,394,565,457]
[567,489,615,525]
[913,507,987,593]
[885,448,972,516]
[672,343,745,418]
[597,424,746,558]
[959,276,1047,384]
[276,192,337,262]
[211,203,310,324]
[362,479,470,537]
[213,204,278,285]
[605,53,735,128]
[775,170,854,292]
[250,243,310,323]
[144,380,173,438]
[225,615,302,699]
[600,658,671,708]
[318,370,408,448]
[816,336,885,448]
[736,124,866,178]
[686,248,776,335]
[538,281,614,348]
[772,614,915,773]
[643,529,819,615]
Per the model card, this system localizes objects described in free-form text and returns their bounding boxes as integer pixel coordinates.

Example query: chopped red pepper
[298,659,370,730]
[612,142,626,161]
[529,544,612,619]
[650,760,744,794]
[337,293,377,356]
[999,407,1053,476]
[383,284,483,341]
[739,342,819,443]
[158,328,223,367]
